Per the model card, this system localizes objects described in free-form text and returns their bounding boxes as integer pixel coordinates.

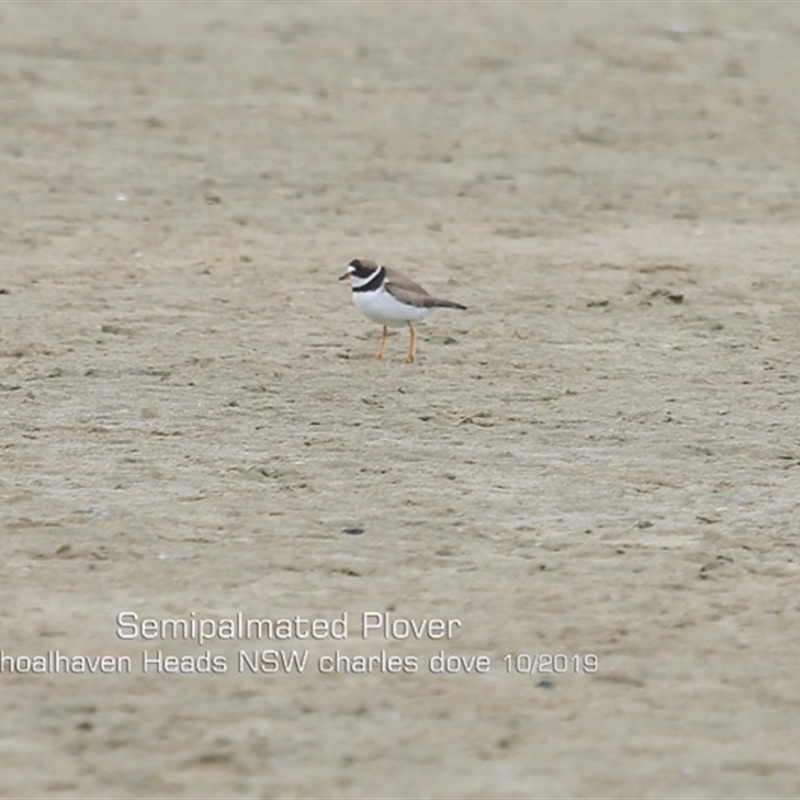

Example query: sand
[2,1,800,798]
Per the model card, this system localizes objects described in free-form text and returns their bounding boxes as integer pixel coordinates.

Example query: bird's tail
[429,298,467,310]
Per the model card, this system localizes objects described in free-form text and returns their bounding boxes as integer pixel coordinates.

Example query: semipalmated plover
[339,258,467,362]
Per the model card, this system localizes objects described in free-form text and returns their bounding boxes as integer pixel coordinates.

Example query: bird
[339,258,467,363]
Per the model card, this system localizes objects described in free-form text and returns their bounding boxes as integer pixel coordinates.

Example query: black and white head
[339,258,383,289]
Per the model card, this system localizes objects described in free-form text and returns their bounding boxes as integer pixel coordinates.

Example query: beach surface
[2,2,800,797]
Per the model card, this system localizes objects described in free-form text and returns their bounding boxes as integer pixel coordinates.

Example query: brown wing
[384,266,467,310]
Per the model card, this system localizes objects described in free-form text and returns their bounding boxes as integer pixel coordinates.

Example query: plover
[340,258,467,362]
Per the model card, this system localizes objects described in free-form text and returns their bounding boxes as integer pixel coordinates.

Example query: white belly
[353,287,431,327]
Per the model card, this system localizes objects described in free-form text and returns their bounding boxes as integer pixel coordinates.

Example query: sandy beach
[2,2,800,797]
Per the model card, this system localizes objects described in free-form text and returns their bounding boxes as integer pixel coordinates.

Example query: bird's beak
[338,271,351,281]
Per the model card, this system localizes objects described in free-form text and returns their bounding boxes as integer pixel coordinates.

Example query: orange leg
[404,322,417,363]
[374,325,388,360]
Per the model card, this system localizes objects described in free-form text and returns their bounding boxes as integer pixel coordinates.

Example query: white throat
[350,266,383,289]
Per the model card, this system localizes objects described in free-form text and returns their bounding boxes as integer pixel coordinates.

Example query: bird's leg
[404,322,416,363]
[374,325,388,360]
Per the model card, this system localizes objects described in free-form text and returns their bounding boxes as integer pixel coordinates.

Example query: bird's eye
[348,259,361,269]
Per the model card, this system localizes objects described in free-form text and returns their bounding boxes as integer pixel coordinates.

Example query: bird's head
[339,258,380,285]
